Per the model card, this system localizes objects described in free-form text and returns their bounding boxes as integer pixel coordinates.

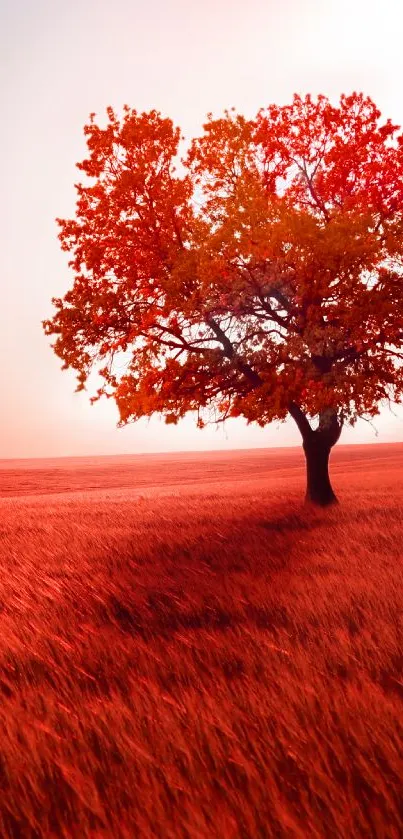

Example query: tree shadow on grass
[105,592,292,639]
[94,506,319,642]
[259,511,326,534]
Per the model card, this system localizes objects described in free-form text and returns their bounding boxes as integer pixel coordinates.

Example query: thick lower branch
[288,402,312,439]
[318,409,343,447]
[206,317,263,388]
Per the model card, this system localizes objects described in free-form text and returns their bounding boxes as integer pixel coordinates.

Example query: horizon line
[1,438,402,465]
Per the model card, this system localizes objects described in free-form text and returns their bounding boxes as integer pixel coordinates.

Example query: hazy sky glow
[2,0,403,458]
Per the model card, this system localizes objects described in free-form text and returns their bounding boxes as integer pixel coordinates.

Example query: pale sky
[1,0,403,458]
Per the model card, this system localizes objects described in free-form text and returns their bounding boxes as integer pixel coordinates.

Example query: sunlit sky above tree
[2,0,403,457]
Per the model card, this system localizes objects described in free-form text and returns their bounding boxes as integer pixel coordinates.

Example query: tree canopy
[44,93,403,449]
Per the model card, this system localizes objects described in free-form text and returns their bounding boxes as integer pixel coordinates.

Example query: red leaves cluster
[43,94,403,431]
[255,93,403,221]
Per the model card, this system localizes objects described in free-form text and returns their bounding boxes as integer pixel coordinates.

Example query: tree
[43,94,403,506]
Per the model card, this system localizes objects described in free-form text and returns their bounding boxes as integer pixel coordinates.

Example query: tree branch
[206,317,263,388]
[299,158,330,222]
[318,409,343,446]
[288,402,312,439]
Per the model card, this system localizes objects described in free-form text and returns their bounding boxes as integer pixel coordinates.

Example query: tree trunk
[289,403,342,506]
[303,434,337,506]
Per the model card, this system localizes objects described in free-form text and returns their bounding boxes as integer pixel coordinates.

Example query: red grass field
[0,443,402,838]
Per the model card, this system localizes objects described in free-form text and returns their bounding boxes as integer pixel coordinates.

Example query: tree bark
[289,404,342,506]
[303,434,337,506]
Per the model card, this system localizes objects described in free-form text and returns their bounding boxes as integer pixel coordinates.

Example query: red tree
[44,94,403,505]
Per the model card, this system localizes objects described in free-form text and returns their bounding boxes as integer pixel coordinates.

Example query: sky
[1,0,403,458]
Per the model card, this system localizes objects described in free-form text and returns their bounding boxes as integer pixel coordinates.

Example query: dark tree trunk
[303,434,337,506]
[289,403,342,507]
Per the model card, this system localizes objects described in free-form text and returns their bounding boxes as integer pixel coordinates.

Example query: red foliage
[44,94,403,433]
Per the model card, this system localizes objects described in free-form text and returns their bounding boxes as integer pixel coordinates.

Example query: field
[0,443,402,838]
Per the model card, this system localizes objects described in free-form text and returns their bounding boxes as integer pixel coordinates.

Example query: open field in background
[0,444,402,838]
[1,442,403,500]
